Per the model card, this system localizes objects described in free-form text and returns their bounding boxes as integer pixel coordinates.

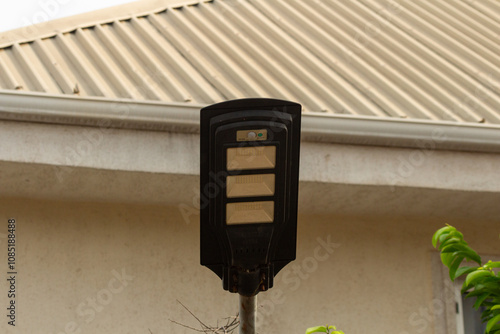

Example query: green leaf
[466,287,489,298]
[439,237,462,249]
[454,266,479,280]
[441,243,465,253]
[480,281,500,293]
[487,314,500,333]
[492,305,500,311]
[488,323,500,333]
[441,252,454,268]
[449,230,464,240]
[306,326,328,334]
[327,326,336,330]
[473,293,490,310]
[432,225,455,248]
[466,270,495,289]
[449,256,465,281]
[485,261,500,269]
[441,243,482,264]
[453,250,482,266]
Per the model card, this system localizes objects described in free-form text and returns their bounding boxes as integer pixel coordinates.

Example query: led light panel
[226,201,274,225]
[226,174,275,198]
[227,146,276,171]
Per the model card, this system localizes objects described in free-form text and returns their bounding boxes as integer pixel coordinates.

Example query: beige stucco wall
[0,196,498,334]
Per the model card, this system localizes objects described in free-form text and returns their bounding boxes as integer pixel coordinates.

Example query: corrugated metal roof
[0,0,499,123]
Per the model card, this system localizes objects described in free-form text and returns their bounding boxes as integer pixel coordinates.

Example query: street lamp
[200,98,301,333]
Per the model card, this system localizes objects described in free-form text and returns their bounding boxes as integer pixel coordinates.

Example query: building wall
[0,197,498,334]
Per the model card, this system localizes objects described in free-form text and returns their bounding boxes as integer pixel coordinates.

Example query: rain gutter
[1,90,500,153]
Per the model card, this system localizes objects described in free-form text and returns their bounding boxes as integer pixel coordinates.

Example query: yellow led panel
[226,201,274,225]
[226,174,275,198]
[227,146,276,171]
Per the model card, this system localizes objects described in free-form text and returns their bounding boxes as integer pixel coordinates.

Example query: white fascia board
[1,90,500,153]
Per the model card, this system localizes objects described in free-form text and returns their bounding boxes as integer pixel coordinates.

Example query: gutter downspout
[1,90,500,153]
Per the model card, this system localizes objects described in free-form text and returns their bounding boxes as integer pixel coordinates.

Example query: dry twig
[169,300,239,334]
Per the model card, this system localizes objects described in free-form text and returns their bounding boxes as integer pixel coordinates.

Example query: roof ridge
[0,0,201,48]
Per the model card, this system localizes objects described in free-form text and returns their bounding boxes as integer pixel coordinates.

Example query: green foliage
[305,325,344,334]
[433,225,500,334]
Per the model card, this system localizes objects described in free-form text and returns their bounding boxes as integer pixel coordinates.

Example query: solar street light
[200,98,301,334]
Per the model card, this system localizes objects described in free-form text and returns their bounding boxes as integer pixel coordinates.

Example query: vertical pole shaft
[239,295,257,334]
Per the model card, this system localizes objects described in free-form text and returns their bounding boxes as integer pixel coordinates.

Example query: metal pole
[239,294,257,334]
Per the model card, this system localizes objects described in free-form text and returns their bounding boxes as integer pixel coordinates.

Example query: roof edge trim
[1,90,500,153]
[0,0,199,48]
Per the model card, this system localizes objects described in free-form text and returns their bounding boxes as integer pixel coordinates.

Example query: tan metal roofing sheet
[0,0,499,124]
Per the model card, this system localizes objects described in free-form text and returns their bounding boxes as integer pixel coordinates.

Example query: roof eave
[1,90,500,153]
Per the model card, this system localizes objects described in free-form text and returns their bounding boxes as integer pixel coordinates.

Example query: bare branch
[170,300,240,334]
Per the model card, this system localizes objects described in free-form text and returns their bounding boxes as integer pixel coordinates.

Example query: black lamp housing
[200,98,301,297]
